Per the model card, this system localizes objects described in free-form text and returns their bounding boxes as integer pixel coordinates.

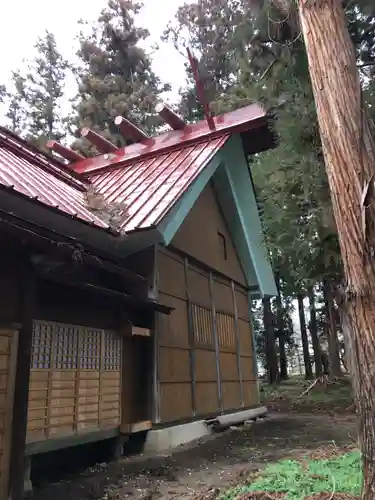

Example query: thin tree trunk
[263,297,279,384]
[308,287,323,377]
[323,280,342,377]
[321,351,330,374]
[275,276,288,380]
[297,294,313,379]
[298,0,375,496]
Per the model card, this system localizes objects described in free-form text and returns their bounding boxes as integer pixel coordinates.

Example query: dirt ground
[29,412,357,500]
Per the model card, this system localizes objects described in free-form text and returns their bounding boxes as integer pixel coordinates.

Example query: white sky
[0,0,190,115]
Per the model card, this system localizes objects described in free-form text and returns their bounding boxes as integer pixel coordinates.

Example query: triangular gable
[171,182,249,286]
[157,134,277,297]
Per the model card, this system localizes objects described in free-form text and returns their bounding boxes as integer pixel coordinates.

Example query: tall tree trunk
[297,294,313,379]
[275,275,288,380]
[321,351,330,374]
[298,0,375,496]
[263,297,279,384]
[308,287,323,377]
[323,280,342,377]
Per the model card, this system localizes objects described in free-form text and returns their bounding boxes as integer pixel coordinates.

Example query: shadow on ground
[29,413,357,500]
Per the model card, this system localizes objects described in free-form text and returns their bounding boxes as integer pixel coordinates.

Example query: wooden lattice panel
[31,321,53,369]
[216,312,235,350]
[27,321,121,443]
[192,304,213,347]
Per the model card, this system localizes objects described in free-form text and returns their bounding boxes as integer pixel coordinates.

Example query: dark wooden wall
[171,182,247,285]
[156,183,259,424]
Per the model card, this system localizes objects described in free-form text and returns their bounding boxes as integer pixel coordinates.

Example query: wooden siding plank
[208,272,222,412]
[184,257,196,416]
[231,281,244,407]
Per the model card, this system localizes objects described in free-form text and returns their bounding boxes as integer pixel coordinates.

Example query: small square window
[217,231,228,260]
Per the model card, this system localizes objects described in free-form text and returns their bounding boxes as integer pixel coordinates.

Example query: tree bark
[276,292,288,380]
[297,294,313,379]
[323,280,342,377]
[308,287,323,377]
[263,297,279,384]
[298,0,375,497]
[275,275,288,380]
[321,351,330,374]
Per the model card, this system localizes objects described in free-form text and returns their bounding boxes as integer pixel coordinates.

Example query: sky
[0,0,190,109]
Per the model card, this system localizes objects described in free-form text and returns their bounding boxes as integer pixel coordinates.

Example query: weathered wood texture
[298,0,375,497]
[27,321,121,442]
[157,241,258,423]
[171,183,247,286]
[0,328,18,500]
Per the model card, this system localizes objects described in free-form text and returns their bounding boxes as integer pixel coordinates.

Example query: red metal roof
[73,103,268,176]
[0,103,273,236]
[0,145,109,230]
[90,135,228,232]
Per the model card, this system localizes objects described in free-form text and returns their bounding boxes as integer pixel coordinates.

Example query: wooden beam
[81,127,119,153]
[9,261,36,500]
[46,140,85,163]
[121,322,136,432]
[208,272,223,412]
[130,420,152,433]
[132,326,151,337]
[155,103,186,131]
[152,313,161,423]
[114,116,150,142]
[231,281,244,407]
[184,257,196,416]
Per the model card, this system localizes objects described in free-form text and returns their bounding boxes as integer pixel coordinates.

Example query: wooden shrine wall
[171,183,247,286]
[27,282,123,443]
[156,247,258,424]
[27,320,121,443]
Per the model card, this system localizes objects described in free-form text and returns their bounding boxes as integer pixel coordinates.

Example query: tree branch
[357,61,375,69]
[258,59,278,81]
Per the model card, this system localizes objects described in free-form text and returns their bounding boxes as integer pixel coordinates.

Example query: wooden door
[0,328,18,500]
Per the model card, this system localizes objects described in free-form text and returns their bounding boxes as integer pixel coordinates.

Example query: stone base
[144,406,267,453]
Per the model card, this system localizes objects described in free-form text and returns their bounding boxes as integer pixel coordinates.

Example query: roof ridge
[0,127,87,192]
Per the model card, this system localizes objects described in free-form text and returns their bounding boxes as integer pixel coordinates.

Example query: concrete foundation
[144,406,267,453]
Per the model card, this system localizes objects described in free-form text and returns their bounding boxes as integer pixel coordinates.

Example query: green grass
[221,451,362,500]
[260,376,353,407]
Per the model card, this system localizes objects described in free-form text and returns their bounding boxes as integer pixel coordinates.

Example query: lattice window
[80,328,101,369]
[104,331,121,370]
[32,321,53,369]
[31,321,122,371]
[192,304,214,346]
[216,312,236,348]
[54,324,79,369]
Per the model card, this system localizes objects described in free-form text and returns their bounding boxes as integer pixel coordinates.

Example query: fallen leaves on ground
[237,492,286,499]
[306,444,358,460]
[304,494,360,499]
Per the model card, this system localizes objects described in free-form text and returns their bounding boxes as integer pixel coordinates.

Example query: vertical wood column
[152,313,161,423]
[9,260,36,500]
[231,282,244,407]
[184,257,196,416]
[209,272,223,412]
[248,292,259,380]
[120,320,133,432]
